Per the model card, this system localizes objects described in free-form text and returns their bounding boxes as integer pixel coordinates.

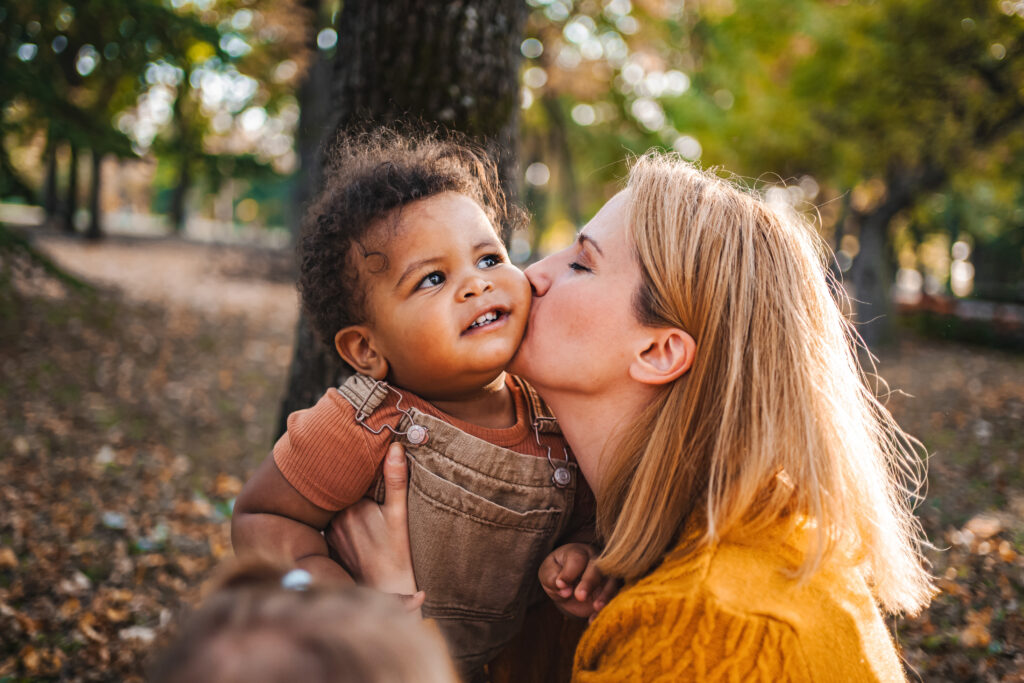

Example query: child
[150,560,459,683]
[232,129,606,678]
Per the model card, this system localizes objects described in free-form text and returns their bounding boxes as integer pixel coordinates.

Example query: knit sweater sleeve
[573,591,814,683]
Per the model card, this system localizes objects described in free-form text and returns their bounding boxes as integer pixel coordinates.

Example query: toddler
[232,129,607,678]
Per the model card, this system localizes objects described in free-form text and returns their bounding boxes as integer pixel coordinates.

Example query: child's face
[353,192,531,399]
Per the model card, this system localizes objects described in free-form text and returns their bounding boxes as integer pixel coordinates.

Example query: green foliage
[524,0,1024,300]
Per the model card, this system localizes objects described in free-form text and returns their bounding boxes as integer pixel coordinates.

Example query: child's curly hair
[298,127,526,350]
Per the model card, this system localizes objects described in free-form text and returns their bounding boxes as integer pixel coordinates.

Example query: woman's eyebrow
[577,232,604,256]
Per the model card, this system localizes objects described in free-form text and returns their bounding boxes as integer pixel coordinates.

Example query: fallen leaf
[963,515,1002,540]
[214,473,243,498]
[118,625,156,644]
[0,657,17,676]
[19,645,40,673]
[997,540,1017,563]
[960,608,993,648]
[0,546,16,568]
[59,597,81,619]
[105,606,130,623]
[78,612,106,643]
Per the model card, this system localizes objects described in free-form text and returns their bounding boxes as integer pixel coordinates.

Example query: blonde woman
[331,153,935,681]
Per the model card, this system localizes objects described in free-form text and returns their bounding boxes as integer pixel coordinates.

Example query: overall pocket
[406,454,562,620]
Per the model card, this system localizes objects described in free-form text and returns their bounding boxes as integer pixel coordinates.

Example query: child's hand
[539,543,619,620]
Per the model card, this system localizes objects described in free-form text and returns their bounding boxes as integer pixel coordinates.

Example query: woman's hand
[326,443,423,609]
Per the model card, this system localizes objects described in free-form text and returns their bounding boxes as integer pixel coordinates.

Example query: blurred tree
[290,0,333,235]
[521,0,1024,347]
[685,0,1024,344]
[0,0,221,236]
[278,0,528,434]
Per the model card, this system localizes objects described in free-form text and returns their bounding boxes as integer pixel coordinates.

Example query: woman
[333,152,934,681]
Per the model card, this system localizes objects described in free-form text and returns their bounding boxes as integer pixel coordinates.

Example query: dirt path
[37,235,299,334]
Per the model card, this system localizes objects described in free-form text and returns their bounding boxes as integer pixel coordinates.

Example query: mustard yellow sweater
[573,526,906,682]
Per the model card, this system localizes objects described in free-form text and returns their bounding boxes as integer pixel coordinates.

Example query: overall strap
[511,375,562,435]
[336,372,392,420]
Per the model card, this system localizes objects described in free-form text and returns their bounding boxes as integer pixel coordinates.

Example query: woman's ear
[629,328,696,385]
[335,326,389,380]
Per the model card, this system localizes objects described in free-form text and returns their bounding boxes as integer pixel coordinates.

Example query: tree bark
[61,143,79,234]
[169,75,194,233]
[278,0,528,435]
[43,134,60,222]
[289,0,331,237]
[170,158,190,233]
[849,164,946,348]
[85,150,103,240]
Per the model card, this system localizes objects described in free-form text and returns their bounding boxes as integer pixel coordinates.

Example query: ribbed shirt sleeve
[272,389,389,510]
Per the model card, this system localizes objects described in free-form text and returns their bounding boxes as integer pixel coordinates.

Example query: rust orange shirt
[273,375,573,511]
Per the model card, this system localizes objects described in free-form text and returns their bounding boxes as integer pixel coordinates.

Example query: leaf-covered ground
[1,235,1022,681]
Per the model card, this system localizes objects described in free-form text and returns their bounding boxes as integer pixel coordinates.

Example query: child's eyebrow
[577,232,604,256]
[396,257,442,289]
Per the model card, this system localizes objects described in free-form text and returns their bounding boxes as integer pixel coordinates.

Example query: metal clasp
[533,417,572,488]
[350,380,430,446]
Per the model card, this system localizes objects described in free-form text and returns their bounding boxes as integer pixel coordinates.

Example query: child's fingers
[555,548,590,597]
[591,576,620,612]
[572,559,606,602]
[538,550,565,593]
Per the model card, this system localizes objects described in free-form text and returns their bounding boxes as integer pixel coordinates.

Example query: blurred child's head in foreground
[150,560,457,683]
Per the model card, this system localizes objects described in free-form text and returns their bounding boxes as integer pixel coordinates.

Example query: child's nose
[458,275,493,300]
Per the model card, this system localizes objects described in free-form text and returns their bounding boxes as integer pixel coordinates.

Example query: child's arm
[232,455,354,586]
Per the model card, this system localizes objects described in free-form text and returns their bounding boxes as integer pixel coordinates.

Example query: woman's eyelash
[569,261,592,272]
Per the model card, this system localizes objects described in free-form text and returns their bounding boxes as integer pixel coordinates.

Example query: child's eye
[417,271,446,289]
[568,261,592,273]
[477,254,502,269]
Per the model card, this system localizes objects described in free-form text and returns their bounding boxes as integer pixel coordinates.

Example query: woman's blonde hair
[596,152,934,615]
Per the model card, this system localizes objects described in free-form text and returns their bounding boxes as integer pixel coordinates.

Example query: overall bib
[337,373,580,679]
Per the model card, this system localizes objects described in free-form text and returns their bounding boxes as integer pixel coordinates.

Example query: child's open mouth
[464,308,508,334]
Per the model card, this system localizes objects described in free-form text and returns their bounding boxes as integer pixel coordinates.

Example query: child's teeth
[472,311,498,327]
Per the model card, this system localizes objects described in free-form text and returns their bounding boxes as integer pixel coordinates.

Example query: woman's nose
[458,274,493,300]
[523,258,552,296]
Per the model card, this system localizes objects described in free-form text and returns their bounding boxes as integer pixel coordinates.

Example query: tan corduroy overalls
[337,373,580,680]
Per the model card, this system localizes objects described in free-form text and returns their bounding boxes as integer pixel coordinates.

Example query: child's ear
[628,328,696,386]
[335,326,389,380]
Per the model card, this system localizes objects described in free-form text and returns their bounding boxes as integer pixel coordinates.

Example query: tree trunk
[85,150,103,240]
[43,134,60,222]
[849,210,890,348]
[170,158,190,233]
[278,0,528,434]
[0,135,34,202]
[289,0,331,237]
[61,144,79,234]
[849,164,946,349]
